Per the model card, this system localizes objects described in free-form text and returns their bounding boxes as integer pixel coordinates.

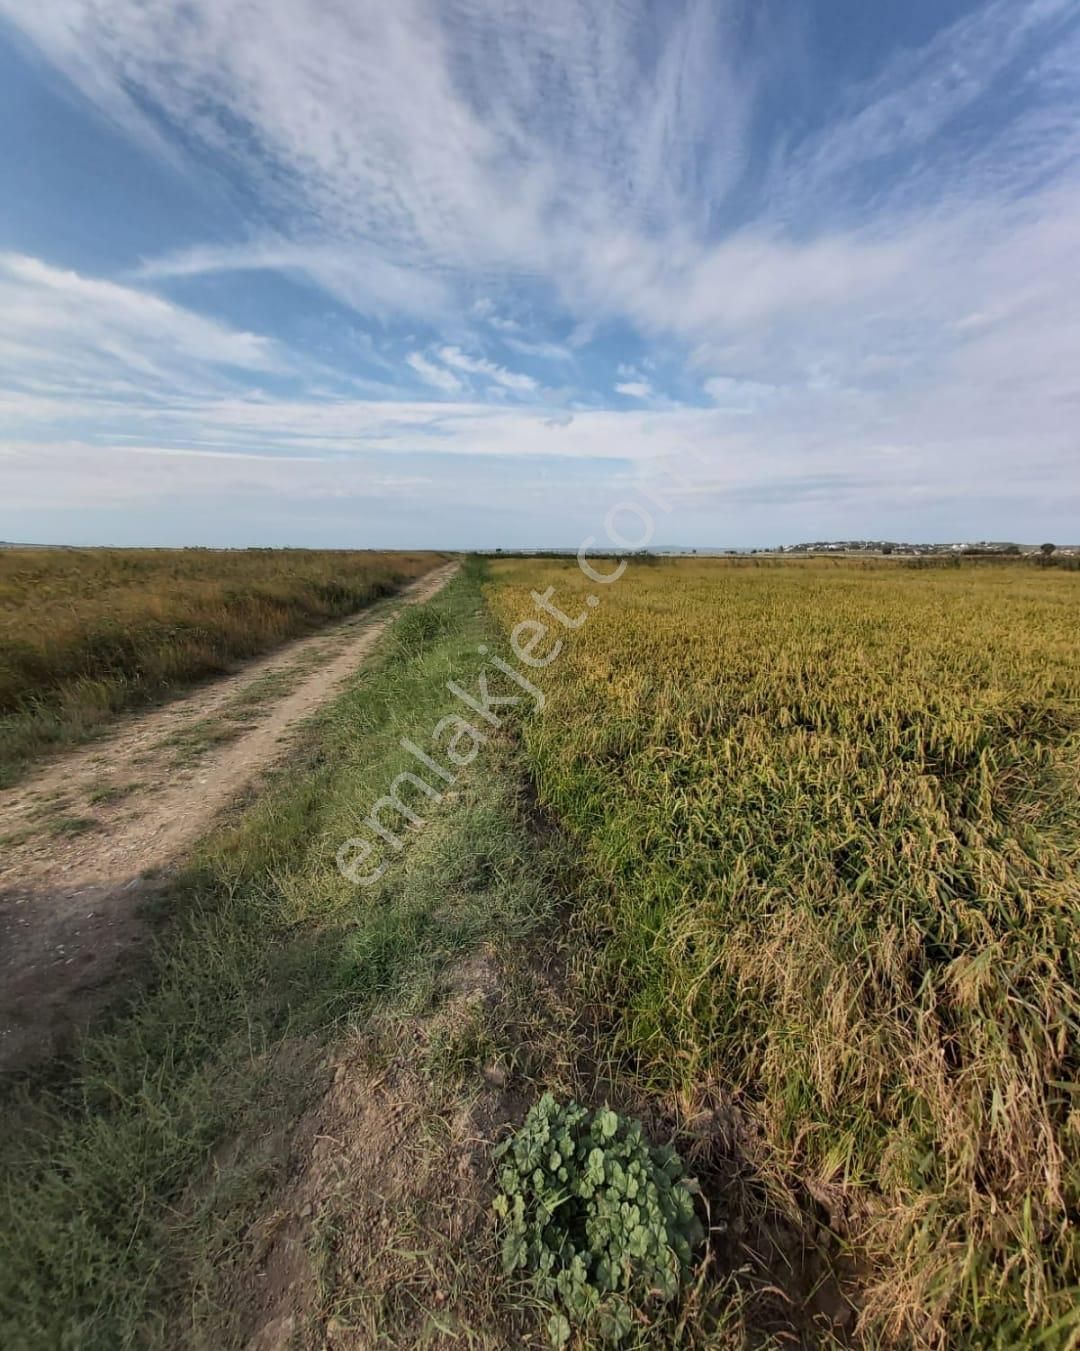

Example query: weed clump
[493,1094,704,1344]
[391,601,450,657]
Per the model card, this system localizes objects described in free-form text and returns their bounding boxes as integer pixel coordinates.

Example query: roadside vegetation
[0,547,444,785]
[0,559,551,1346]
[487,556,1080,1346]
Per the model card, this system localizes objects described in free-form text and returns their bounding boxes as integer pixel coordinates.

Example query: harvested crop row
[487,556,1080,1346]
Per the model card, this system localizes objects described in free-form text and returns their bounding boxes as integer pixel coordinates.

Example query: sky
[1,0,1078,549]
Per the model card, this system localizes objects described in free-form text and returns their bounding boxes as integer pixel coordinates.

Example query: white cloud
[704,375,779,408]
[766,0,1080,217]
[405,351,463,393]
[2,1,1080,543]
[0,253,282,402]
[0,0,756,328]
[136,240,451,321]
[4,389,1073,538]
[438,345,537,393]
[503,336,573,363]
[8,0,1077,364]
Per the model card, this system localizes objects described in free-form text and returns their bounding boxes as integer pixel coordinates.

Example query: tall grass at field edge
[0,548,446,784]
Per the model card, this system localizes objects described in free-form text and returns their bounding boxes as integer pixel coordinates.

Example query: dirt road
[0,563,457,1072]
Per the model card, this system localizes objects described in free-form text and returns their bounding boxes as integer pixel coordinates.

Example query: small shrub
[493,1094,704,1345]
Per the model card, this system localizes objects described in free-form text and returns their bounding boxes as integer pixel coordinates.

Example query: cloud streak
[405,352,463,394]
[0,252,282,406]
[438,346,538,393]
[1,0,1078,543]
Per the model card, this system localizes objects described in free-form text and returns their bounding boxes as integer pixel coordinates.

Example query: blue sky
[1,0,1078,548]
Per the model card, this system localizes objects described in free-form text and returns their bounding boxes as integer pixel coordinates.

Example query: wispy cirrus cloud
[502,336,574,363]
[8,0,1071,331]
[0,0,763,327]
[437,346,537,394]
[135,240,453,322]
[765,0,1080,220]
[402,352,461,394]
[0,252,282,400]
[1,0,1079,544]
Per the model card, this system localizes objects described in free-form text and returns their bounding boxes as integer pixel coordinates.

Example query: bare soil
[0,564,457,1073]
[226,953,519,1351]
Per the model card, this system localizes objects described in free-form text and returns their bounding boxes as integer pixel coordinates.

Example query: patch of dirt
[220,953,525,1350]
[0,564,458,1073]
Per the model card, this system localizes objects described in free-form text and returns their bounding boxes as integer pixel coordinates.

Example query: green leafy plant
[492,1094,704,1345]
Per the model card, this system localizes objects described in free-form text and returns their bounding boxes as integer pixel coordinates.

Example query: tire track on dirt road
[0,562,458,1072]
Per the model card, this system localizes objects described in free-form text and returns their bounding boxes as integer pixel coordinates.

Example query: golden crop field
[487,556,1080,1346]
[0,547,445,783]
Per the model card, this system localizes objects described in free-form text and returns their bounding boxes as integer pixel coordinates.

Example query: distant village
[773,540,1077,557]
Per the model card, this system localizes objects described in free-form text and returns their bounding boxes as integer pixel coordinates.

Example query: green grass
[47,814,102,837]
[87,781,143,806]
[0,547,447,786]
[152,715,247,767]
[222,664,306,710]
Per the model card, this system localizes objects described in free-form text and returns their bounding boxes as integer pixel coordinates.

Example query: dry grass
[0,547,446,783]
[487,556,1080,1347]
